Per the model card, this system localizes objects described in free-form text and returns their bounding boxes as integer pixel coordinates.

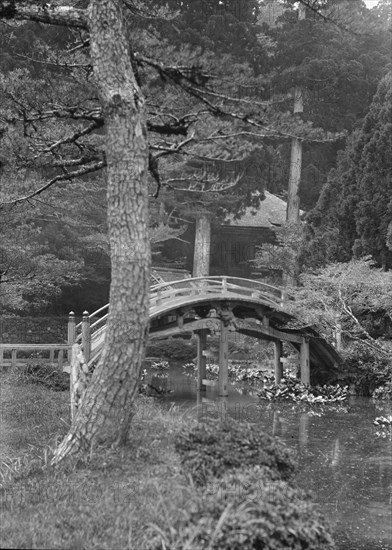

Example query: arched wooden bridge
[71,276,341,394]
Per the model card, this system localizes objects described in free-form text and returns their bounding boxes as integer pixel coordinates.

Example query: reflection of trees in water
[289,401,392,549]
[160,365,391,547]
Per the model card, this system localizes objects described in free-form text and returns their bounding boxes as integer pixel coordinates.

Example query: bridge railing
[150,276,286,309]
[69,276,288,365]
[71,305,109,364]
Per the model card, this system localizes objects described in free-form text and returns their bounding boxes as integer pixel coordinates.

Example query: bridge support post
[273,340,283,384]
[81,311,91,365]
[218,321,229,397]
[197,329,207,392]
[300,338,310,385]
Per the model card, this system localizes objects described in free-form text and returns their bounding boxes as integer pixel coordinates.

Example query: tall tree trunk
[193,214,211,277]
[285,3,305,287]
[286,87,304,223]
[286,4,305,223]
[53,0,150,462]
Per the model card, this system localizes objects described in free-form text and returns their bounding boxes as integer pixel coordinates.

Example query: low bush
[175,419,296,486]
[372,380,392,400]
[147,466,335,550]
[339,342,392,396]
[152,421,334,550]
[11,360,69,392]
[373,415,392,439]
[258,373,348,404]
[146,337,196,361]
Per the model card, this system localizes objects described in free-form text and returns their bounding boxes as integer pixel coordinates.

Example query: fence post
[81,311,90,365]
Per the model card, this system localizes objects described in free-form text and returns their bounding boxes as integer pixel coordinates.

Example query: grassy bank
[0,373,194,549]
[0,373,334,549]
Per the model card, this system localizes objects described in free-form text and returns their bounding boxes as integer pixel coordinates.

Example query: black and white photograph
[0,1,391,548]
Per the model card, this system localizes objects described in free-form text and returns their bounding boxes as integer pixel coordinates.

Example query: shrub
[339,342,392,396]
[174,419,296,486]
[146,337,196,361]
[12,361,69,391]
[372,380,392,400]
[258,373,348,404]
[147,466,335,550]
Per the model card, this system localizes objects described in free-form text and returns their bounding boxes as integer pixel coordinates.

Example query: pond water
[147,364,392,550]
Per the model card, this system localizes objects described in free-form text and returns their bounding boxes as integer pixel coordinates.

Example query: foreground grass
[0,373,334,549]
[0,374,197,549]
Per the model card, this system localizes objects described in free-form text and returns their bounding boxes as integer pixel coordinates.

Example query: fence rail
[0,343,71,369]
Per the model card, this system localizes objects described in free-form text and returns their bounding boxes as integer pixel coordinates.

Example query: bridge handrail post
[68,311,76,364]
[81,311,91,364]
[68,311,76,343]
[222,277,227,293]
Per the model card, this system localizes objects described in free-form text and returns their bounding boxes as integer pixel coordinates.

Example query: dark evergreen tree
[307,72,392,269]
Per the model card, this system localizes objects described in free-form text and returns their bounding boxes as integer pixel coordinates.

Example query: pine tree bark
[52,0,150,462]
[193,214,211,277]
[287,88,304,223]
[285,4,305,286]
[286,4,305,223]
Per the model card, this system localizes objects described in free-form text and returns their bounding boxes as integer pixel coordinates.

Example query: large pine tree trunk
[53,0,150,462]
[286,4,305,223]
[285,4,305,286]
[286,86,303,223]
[193,214,211,277]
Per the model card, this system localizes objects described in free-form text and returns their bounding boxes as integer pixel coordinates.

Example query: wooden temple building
[158,191,288,279]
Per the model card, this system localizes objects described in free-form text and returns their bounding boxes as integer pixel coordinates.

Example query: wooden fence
[0,343,71,369]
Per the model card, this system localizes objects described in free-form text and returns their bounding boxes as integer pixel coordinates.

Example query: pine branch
[32,120,103,160]
[0,161,106,207]
[0,2,87,28]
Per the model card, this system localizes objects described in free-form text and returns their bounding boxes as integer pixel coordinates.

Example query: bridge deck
[73,276,339,378]
[0,276,340,385]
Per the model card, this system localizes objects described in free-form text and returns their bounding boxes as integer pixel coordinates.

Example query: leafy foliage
[175,419,297,486]
[152,419,334,550]
[148,465,335,550]
[372,381,392,400]
[258,373,348,404]
[146,337,197,361]
[252,222,308,283]
[0,211,83,313]
[339,341,392,396]
[10,359,69,391]
[284,258,392,350]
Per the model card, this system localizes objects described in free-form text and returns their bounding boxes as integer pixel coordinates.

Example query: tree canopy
[308,71,392,269]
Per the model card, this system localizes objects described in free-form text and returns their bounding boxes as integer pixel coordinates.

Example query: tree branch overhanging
[0,161,106,208]
[0,1,87,28]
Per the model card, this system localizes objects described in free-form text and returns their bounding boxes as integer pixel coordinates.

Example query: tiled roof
[224,191,289,228]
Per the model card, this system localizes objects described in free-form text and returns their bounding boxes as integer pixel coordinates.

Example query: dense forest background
[0,0,391,318]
